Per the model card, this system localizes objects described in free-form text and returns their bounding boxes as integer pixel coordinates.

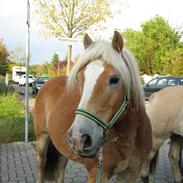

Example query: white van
[12,66,26,83]
[19,74,35,86]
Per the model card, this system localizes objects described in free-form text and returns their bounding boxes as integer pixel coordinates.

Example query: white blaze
[78,60,104,108]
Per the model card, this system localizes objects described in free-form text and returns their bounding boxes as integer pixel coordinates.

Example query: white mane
[67,40,144,109]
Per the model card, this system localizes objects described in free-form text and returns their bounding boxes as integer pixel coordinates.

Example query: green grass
[0,92,35,143]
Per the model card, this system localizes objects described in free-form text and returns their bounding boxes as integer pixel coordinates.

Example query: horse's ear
[83,34,93,49]
[112,31,123,53]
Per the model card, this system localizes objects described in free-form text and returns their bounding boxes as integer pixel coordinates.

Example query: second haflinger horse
[34,31,152,183]
[141,86,183,183]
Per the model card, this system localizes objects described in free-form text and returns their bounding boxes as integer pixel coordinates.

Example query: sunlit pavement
[0,140,175,183]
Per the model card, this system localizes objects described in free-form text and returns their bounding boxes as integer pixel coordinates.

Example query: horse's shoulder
[41,76,67,93]
[47,75,68,86]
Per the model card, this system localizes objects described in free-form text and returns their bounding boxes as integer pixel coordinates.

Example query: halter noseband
[75,88,130,133]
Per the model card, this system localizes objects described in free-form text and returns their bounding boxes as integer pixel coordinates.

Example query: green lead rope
[96,147,103,183]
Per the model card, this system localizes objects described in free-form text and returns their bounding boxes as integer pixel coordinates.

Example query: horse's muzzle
[67,118,103,158]
[67,129,99,158]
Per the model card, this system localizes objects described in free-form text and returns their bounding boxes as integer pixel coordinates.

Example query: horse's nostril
[82,134,92,150]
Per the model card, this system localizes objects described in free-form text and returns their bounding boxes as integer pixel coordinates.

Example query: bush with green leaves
[0,92,35,142]
[123,15,183,75]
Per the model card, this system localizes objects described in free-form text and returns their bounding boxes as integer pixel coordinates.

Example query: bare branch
[33,0,113,38]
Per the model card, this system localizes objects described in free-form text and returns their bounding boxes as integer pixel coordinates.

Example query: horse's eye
[109,77,120,85]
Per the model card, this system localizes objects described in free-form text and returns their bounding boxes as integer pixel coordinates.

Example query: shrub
[0,92,35,142]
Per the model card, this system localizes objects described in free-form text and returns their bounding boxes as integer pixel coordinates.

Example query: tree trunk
[66,44,72,76]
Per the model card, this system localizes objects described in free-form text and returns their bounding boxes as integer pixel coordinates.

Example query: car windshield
[146,78,158,87]
[16,71,26,76]
[37,77,50,84]
[156,78,167,87]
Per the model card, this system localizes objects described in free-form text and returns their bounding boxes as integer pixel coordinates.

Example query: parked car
[18,74,35,86]
[143,76,183,100]
[32,76,51,95]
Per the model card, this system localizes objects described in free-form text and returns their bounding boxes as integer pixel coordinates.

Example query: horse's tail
[44,141,68,181]
[149,151,159,175]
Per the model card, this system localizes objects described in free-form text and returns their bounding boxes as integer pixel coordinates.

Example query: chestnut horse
[34,31,152,183]
[141,86,183,183]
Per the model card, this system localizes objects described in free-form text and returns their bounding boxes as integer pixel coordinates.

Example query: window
[167,79,177,86]
[16,71,26,76]
[179,79,183,85]
[147,78,158,87]
[156,78,167,87]
[37,77,50,84]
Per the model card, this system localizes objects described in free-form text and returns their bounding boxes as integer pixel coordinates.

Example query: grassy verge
[0,92,35,143]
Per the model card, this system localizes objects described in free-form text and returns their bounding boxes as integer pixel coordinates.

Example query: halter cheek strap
[75,88,130,133]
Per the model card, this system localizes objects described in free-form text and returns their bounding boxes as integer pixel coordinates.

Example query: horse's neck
[116,102,152,151]
[111,100,152,165]
[114,103,146,137]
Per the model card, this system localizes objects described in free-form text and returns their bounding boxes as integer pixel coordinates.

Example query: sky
[0,0,182,65]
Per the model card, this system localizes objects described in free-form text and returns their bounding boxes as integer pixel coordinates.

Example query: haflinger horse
[34,31,152,183]
[141,86,183,183]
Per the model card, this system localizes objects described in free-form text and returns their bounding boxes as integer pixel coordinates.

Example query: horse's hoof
[141,176,149,183]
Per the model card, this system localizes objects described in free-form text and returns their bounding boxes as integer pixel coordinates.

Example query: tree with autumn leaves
[0,40,9,76]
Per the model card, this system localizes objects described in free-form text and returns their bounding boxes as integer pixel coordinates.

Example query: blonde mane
[67,40,144,109]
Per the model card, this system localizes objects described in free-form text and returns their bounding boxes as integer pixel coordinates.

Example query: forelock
[67,41,130,90]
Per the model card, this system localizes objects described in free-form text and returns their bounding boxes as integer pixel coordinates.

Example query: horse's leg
[56,155,68,183]
[36,133,50,183]
[141,136,165,183]
[116,167,139,183]
[140,158,151,183]
[179,147,183,176]
[169,135,183,183]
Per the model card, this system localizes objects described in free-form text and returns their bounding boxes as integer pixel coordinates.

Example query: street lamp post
[25,0,30,143]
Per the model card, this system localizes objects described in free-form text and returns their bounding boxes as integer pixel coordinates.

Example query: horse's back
[143,86,183,183]
[34,76,68,137]
[147,86,183,137]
